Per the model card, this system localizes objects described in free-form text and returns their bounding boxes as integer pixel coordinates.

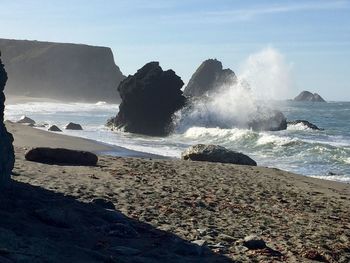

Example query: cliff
[0,39,125,102]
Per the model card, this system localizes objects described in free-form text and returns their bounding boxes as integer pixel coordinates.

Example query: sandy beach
[2,122,350,262]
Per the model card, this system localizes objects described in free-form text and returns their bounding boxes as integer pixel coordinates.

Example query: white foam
[287,123,312,131]
[311,175,350,183]
[256,133,295,146]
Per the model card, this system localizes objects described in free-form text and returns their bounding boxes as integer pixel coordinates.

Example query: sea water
[4,100,350,183]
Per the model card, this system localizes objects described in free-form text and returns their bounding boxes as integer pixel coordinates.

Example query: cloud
[161,0,350,24]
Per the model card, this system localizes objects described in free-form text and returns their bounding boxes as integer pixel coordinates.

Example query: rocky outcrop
[288,120,322,130]
[0,53,14,186]
[25,147,98,166]
[248,110,287,131]
[0,38,125,102]
[184,59,237,98]
[17,116,36,125]
[182,144,257,166]
[65,122,83,130]
[110,62,186,136]
[294,91,326,102]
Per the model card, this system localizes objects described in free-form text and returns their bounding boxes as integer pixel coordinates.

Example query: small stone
[243,235,266,249]
[192,240,206,246]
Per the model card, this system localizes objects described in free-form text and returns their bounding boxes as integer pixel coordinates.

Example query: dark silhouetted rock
[0,52,15,186]
[248,110,287,131]
[184,59,237,98]
[0,38,125,102]
[17,116,36,125]
[92,198,115,210]
[65,122,83,130]
[110,62,186,136]
[48,125,62,132]
[294,91,326,102]
[288,120,322,130]
[243,235,266,250]
[25,147,98,166]
[182,144,257,166]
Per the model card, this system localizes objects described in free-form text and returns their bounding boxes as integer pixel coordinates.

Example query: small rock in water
[65,122,83,130]
[243,235,266,249]
[48,125,62,132]
[17,116,35,125]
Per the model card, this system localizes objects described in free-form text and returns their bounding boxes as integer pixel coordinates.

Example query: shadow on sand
[0,181,233,263]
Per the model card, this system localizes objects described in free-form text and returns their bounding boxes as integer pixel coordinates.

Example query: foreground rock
[184,59,237,98]
[110,62,186,136]
[294,91,326,102]
[17,116,36,125]
[0,38,125,102]
[0,53,14,186]
[182,144,257,166]
[25,147,98,166]
[48,125,62,132]
[65,122,83,130]
[288,120,322,130]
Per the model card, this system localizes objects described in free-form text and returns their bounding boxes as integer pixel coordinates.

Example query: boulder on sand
[65,122,83,130]
[181,144,257,166]
[25,147,98,166]
[17,116,36,125]
[109,62,186,136]
[0,52,14,186]
[48,125,62,132]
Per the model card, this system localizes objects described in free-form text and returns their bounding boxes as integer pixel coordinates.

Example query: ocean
[4,100,350,183]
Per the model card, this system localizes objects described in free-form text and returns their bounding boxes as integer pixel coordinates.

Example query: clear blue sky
[1,0,349,100]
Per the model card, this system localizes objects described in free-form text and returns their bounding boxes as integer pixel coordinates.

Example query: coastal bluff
[0,38,125,102]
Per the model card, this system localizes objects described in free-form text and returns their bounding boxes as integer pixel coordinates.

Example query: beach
[3,122,350,262]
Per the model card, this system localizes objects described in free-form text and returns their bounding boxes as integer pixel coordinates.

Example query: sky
[0,0,349,101]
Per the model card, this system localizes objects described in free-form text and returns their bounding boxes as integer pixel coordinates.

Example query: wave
[287,123,313,131]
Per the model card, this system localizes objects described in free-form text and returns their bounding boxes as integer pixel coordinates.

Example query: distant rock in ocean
[288,120,323,130]
[109,62,186,136]
[0,52,14,186]
[184,59,237,98]
[0,38,125,103]
[294,91,326,102]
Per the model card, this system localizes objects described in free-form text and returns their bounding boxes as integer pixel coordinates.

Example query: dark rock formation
[0,38,125,102]
[248,110,287,131]
[184,59,237,98]
[243,235,267,250]
[25,147,98,166]
[110,62,186,136]
[65,122,83,130]
[181,144,257,166]
[294,91,326,102]
[17,116,36,125]
[48,125,62,132]
[0,53,14,186]
[288,120,322,130]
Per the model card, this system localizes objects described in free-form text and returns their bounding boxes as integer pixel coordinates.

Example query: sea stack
[294,91,326,102]
[0,52,15,186]
[184,59,237,97]
[110,62,186,136]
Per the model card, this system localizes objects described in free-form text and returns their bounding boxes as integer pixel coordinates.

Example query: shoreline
[3,120,350,262]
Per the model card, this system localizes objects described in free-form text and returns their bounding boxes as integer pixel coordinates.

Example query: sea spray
[174,47,293,132]
[239,47,295,100]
